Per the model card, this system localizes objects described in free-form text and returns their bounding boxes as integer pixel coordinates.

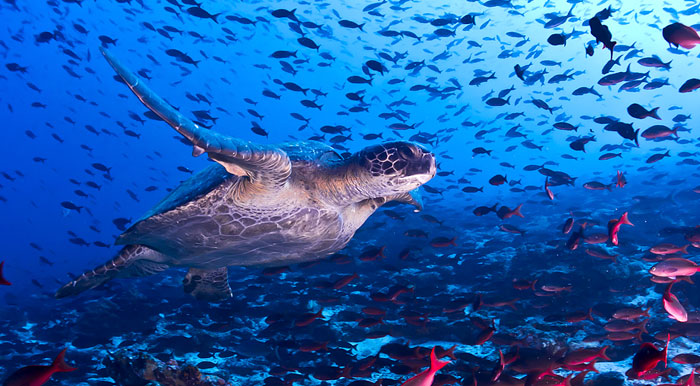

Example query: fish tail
[650,107,661,120]
[514,203,524,218]
[633,329,642,342]
[639,318,649,334]
[429,347,451,373]
[681,244,689,254]
[619,212,633,226]
[52,348,77,372]
[598,345,610,361]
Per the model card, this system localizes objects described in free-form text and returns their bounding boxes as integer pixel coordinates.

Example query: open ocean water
[1,0,700,385]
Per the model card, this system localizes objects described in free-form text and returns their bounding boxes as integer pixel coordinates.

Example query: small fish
[187,6,221,23]
[60,201,82,213]
[627,103,660,120]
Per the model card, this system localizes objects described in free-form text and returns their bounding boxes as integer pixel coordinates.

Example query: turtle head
[356,141,436,195]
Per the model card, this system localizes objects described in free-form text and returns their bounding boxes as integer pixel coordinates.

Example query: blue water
[1,0,699,385]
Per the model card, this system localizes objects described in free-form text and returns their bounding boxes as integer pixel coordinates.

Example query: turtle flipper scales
[99,47,291,191]
[55,245,168,298]
[182,267,232,302]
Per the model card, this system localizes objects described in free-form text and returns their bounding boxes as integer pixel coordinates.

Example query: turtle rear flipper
[183,267,232,302]
[100,47,291,191]
[55,245,169,298]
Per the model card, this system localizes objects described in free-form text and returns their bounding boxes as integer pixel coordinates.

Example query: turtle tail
[55,245,167,298]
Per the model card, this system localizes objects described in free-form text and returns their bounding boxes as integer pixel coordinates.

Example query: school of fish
[1,0,699,385]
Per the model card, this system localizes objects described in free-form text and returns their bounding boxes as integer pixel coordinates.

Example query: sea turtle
[55,48,436,301]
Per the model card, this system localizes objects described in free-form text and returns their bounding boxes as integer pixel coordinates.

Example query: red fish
[630,334,670,377]
[359,246,386,261]
[585,248,618,263]
[512,278,537,290]
[362,307,386,316]
[0,261,10,285]
[612,307,650,320]
[332,272,358,289]
[562,346,610,365]
[3,348,77,386]
[662,22,700,49]
[566,225,584,250]
[295,308,324,327]
[400,347,450,386]
[430,237,456,247]
[299,341,328,352]
[491,349,505,382]
[475,319,496,345]
[608,212,633,246]
[489,174,508,186]
[496,204,523,219]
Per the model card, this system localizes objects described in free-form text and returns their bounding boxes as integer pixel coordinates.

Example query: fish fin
[55,245,163,298]
[99,48,291,191]
[183,267,232,302]
[52,348,77,372]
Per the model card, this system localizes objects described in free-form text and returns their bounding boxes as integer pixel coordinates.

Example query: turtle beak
[407,151,436,184]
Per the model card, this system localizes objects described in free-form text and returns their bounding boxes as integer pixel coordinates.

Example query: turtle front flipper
[386,188,423,212]
[99,47,291,191]
[182,267,232,302]
[55,245,169,298]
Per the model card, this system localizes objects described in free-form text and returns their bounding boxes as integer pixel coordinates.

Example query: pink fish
[663,283,688,322]
[400,347,451,386]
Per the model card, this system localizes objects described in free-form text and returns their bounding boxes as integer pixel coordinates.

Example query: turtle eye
[397,144,417,159]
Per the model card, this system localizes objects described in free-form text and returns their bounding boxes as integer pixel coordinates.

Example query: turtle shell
[124,140,342,231]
